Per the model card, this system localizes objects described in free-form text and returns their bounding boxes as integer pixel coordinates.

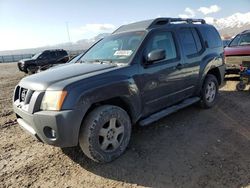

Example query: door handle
[176,64,183,70]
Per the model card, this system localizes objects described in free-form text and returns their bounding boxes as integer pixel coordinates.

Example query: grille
[14,86,34,104]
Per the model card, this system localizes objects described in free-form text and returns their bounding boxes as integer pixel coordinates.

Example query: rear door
[176,27,203,96]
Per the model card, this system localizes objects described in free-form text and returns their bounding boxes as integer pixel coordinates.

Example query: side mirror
[146,49,166,64]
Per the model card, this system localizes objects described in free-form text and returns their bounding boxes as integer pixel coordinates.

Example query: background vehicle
[225,30,250,74]
[17,49,69,74]
[13,18,225,163]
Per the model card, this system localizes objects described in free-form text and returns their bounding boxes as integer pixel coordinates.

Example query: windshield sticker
[114,50,133,56]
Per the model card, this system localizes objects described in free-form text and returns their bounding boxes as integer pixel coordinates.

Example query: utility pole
[65,22,71,43]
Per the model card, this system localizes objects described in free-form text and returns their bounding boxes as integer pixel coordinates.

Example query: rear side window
[179,28,202,56]
[147,31,177,61]
[200,26,222,48]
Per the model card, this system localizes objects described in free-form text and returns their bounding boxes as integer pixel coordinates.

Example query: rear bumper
[225,55,250,73]
[13,104,84,147]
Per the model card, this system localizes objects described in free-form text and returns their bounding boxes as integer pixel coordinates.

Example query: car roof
[240,30,250,34]
[113,17,207,34]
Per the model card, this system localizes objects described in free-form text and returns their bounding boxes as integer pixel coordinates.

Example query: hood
[225,45,250,56]
[19,63,116,90]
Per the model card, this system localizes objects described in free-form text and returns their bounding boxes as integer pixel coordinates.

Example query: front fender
[63,75,142,124]
[81,79,142,122]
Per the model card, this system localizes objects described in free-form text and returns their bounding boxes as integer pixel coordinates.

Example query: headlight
[40,91,67,111]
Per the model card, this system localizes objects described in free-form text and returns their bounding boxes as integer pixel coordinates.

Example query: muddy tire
[79,105,131,163]
[200,74,219,108]
[236,82,246,91]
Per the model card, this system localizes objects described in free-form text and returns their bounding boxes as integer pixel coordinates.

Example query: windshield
[80,31,146,63]
[31,52,42,59]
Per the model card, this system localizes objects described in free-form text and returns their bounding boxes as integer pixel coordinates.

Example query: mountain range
[0,12,249,56]
[205,12,250,38]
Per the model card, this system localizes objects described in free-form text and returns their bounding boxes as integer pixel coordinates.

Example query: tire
[236,82,246,91]
[200,74,219,108]
[79,105,131,163]
[27,65,37,74]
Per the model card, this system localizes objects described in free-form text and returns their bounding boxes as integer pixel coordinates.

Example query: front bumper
[13,104,84,147]
[17,62,26,72]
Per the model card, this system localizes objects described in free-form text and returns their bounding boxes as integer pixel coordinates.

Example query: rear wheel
[236,82,246,91]
[200,74,219,108]
[79,105,131,163]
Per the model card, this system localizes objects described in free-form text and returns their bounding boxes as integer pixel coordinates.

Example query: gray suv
[13,18,225,163]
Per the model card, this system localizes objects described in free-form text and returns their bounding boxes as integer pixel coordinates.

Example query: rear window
[200,26,222,48]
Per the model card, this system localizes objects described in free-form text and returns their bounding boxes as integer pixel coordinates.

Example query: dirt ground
[0,63,250,188]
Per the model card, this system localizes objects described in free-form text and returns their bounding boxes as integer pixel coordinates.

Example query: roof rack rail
[148,17,206,29]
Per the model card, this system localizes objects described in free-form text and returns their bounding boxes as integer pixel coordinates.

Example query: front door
[138,30,188,116]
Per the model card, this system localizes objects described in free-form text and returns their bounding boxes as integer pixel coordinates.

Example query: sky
[0,0,250,51]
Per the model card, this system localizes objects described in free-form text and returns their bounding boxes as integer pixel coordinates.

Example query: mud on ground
[0,63,250,188]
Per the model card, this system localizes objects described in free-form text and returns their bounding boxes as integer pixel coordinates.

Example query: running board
[139,97,200,126]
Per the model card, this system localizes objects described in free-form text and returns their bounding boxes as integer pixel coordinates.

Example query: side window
[192,29,202,52]
[147,31,177,61]
[200,26,222,48]
[39,52,49,59]
[179,28,198,56]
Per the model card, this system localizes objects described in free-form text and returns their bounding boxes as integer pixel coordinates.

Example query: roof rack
[113,17,206,34]
[148,18,206,29]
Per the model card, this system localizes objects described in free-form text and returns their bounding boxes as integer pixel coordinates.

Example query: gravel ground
[0,63,250,188]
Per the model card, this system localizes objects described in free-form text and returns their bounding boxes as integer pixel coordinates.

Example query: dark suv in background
[13,18,225,163]
[17,49,69,74]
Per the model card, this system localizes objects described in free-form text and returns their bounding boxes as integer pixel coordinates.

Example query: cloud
[204,17,215,24]
[198,5,221,15]
[70,23,116,41]
[179,7,195,18]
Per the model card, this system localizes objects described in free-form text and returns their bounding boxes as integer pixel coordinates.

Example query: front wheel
[200,74,219,108]
[79,105,131,163]
[26,65,37,74]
